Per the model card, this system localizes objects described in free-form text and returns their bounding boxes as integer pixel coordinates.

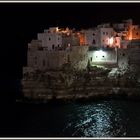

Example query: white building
[98,27,114,47]
[26,27,87,70]
[37,27,62,51]
[81,23,115,48]
[81,29,98,46]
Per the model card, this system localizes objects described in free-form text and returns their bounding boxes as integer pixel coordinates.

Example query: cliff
[21,66,140,102]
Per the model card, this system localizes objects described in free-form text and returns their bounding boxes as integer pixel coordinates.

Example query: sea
[1,99,140,137]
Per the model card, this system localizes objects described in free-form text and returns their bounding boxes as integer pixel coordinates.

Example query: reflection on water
[13,100,140,137]
[63,101,127,137]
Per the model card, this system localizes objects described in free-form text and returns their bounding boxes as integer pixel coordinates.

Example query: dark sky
[0,2,140,101]
[1,3,140,43]
[1,3,140,80]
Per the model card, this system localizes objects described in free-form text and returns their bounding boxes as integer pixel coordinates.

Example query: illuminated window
[68,43,71,47]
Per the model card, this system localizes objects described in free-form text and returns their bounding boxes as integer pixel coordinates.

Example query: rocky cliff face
[22,66,140,102]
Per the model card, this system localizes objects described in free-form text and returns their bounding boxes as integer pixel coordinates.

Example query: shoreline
[19,86,140,104]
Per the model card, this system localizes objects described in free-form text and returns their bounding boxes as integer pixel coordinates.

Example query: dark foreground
[1,99,140,137]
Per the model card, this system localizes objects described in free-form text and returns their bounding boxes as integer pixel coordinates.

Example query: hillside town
[22,19,140,101]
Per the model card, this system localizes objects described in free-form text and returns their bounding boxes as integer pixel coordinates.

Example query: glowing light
[95,50,106,58]
[128,36,132,40]
[56,27,59,32]
[109,37,114,46]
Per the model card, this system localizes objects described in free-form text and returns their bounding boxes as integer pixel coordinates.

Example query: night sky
[1,3,140,101]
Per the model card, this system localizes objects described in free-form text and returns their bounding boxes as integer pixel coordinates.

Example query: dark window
[103,32,105,35]
[93,33,95,36]
[49,37,51,41]
[52,44,55,49]
[47,61,49,67]
[136,32,139,36]
[67,55,70,62]
[38,47,43,51]
[106,32,108,35]
[43,60,45,66]
[122,53,125,56]
[93,39,96,44]
[90,57,92,61]
[102,56,105,58]
[35,57,37,65]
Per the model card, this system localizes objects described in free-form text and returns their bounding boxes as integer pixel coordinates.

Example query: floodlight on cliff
[98,50,105,56]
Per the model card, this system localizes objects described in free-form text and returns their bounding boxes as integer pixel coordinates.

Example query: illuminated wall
[132,26,140,40]
[37,29,62,51]
[79,33,86,46]
[88,49,117,66]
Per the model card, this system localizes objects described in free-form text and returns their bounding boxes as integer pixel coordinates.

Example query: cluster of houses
[24,19,140,73]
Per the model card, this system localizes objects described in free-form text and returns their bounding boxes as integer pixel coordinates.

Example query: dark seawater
[1,99,140,137]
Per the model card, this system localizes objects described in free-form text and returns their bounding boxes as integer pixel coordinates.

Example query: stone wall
[26,45,89,71]
[128,47,140,73]
[118,49,129,69]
